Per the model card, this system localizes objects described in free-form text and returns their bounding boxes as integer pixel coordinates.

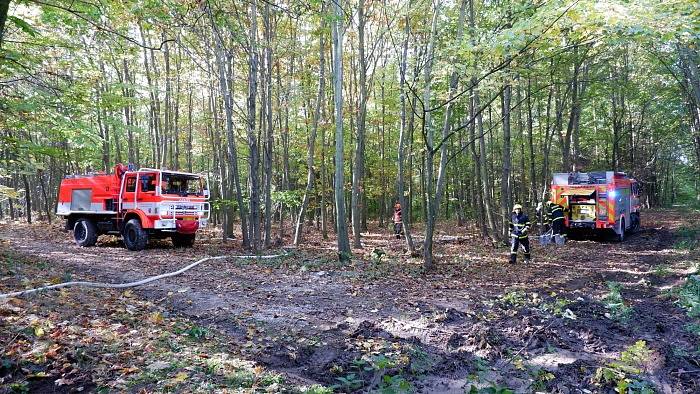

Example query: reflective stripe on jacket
[510,212,531,238]
[548,203,564,222]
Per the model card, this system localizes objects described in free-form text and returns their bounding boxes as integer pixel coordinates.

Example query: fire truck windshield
[160,173,203,196]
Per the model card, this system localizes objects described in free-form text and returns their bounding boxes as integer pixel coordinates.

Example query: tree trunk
[421,1,440,270]
[396,3,417,255]
[207,4,250,247]
[527,77,537,208]
[0,0,10,48]
[331,0,351,262]
[351,0,368,248]
[22,174,31,224]
[500,81,512,241]
[187,88,193,172]
[263,2,274,247]
[294,9,326,245]
[247,0,261,251]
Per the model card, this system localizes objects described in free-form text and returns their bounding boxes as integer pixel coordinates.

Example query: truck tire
[123,219,148,251]
[172,233,196,248]
[74,218,98,247]
[630,213,640,233]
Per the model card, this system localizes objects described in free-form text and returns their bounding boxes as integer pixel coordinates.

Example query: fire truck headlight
[609,190,617,199]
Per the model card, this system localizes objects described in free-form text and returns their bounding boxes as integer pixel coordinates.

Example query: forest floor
[1,209,700,393]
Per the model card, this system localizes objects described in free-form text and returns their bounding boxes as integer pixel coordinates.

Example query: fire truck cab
[550,171,641,241]
[56,164,210,250]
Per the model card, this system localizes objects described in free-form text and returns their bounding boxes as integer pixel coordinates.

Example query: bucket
[539,234,552,245]
[554,234,566,245]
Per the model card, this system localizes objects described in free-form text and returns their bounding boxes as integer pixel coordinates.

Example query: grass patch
[602,282,633,323]
[675,275,700,317]
[652,263,672,277]
[673,226,700,250]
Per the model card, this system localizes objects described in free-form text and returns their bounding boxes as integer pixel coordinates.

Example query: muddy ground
[1,209,699,393]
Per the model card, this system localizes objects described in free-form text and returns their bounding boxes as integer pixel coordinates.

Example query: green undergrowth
[673,226,700,251]
[675,275,700,318]
[593,340,655,393]
[602,282,634,323]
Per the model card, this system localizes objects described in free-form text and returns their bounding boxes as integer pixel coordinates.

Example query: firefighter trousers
[393,223,403,238]
[510,236,531,263]
[551,218,565,236]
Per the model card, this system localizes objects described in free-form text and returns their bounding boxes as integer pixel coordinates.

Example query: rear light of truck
[598,198,607,218]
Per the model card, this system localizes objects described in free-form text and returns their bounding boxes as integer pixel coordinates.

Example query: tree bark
[500,81,512,241]
[351,0,368,249]
[22,174,31,224]
[206,4,250,247]
[294,12,326,245]
[263,2,273,247]
[331,0,352,262]
[0,0,9,48]
[396,2,417,255]
[246,0,261,251]
[421,1,441,270]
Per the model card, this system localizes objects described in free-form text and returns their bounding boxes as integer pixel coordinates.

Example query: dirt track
[1,209,699,392]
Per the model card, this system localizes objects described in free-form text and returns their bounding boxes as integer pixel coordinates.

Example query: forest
[1,0,700,393]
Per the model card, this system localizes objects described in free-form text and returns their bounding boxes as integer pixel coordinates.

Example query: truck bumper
[569,220,595,229]
[153,219,208,231]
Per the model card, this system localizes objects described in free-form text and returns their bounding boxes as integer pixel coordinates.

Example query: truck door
[138,172,158,215]
[120,173,137,210]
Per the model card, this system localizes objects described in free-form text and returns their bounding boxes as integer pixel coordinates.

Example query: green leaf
[8,16,38,37]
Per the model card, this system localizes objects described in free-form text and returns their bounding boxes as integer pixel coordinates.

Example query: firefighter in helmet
[509,203,531,264]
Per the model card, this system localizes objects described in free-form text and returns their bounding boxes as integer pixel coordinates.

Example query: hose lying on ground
[0,251,288,299]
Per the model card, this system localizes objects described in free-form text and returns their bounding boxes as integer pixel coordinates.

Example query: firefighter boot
[523,238,531,263]
[509,237,519,264]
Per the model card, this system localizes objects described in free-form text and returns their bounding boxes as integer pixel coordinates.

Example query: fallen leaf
[34,326,45,337]
[173,371,188,382]
[147,361,170,371]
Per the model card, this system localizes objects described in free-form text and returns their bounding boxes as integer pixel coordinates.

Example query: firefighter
[393,201,403,239]
[509,203,531,264]
[546,200,566,238]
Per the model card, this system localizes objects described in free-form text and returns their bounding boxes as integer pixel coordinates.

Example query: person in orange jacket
[392,201,403,239]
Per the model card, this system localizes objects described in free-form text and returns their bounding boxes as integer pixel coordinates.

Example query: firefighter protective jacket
[510,212,531,238]
[546,203,564,223]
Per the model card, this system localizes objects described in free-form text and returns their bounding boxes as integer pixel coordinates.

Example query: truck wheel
[74,218,98,247]
[630,213,640,233]
[123,219,148,251]
[172,233,196,248]
[616,218,625,242]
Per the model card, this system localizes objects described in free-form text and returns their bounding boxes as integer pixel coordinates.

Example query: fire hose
[0,251,288,299]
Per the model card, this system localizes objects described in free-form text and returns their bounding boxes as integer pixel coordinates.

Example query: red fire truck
[56,164,210,250]
[550,171,641,241]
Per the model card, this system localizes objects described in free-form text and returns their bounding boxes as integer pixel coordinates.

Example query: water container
[539,234,552,245]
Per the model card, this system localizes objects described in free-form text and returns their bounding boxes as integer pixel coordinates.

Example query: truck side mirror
[203,189,210,199]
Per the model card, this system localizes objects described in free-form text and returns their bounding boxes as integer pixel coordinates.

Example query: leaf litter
[1,208,699,392]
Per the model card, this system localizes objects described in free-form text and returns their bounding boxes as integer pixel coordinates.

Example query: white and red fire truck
[56,164,210,250]
[550,171,641,241]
